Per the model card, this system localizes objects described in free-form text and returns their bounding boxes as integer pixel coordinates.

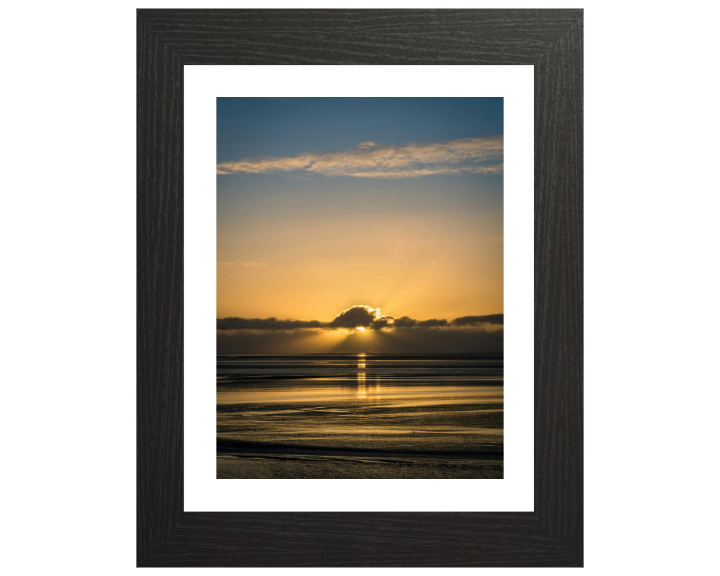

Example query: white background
[2,0,718,574]
[184,65,534,512]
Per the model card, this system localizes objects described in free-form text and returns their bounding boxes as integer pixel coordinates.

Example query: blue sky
[217,97,503,162]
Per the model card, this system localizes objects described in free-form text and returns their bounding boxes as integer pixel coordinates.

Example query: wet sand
[217,454,503,479]
[217,354,503,479]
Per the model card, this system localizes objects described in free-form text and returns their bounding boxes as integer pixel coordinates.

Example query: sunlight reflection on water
[218,384,503,405]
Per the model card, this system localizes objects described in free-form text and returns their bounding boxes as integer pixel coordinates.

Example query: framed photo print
[137,8,583,567]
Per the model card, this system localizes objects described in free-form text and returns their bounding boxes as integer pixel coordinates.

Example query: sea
[217,353,504,479]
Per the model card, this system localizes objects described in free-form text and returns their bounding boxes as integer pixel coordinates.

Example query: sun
[356,327,366,332]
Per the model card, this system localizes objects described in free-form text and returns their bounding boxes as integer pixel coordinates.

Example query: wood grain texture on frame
[137,9,583,567]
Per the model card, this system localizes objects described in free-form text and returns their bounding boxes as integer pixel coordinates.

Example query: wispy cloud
[217,136,503,178]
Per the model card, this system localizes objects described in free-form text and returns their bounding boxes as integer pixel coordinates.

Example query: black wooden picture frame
[137,8,583,567]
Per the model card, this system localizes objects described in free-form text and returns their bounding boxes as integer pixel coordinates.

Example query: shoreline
[217,453,504,479]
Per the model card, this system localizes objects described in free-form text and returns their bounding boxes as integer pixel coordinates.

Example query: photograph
[215,97,505,479]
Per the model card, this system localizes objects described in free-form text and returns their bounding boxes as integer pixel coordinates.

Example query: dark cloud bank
[217,305,502,332]
[217,305,503,354]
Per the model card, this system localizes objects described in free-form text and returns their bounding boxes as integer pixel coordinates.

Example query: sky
[217,97,503,354]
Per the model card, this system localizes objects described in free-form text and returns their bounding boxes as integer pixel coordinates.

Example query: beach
[217,353,504,479]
